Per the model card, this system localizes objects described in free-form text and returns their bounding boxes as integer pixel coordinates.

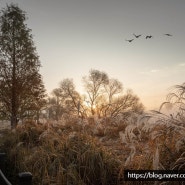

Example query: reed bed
[1,121,122,185]
[1,82,185,185]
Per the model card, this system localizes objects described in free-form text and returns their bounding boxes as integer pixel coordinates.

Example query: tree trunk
[11,21,17,129]
[36,110,40,123]
[11,115,17,129]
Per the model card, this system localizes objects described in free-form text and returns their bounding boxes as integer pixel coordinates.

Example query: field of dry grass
[0,83,184,185]
[0,119,123,185]
[0,109,184,185]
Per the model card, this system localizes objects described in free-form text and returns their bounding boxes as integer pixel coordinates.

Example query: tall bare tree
[0,4,46,128]
[83,69,109,115]
[82,69,144,118]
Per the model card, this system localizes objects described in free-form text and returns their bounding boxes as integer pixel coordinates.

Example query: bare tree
[82,69,144,118]
[83,69,109,115]
[98,88,144,119]
[48,79,85,120]
[47,88,63,121]
[108,90,144,119]
[59,79,82,116]
[104,78,123,104]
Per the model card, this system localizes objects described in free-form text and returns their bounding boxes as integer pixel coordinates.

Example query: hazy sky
[1,0,185,110]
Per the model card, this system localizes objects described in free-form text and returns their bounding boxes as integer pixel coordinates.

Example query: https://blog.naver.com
[124,170,185,181]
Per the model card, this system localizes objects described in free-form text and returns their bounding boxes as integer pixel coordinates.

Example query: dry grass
[1,109,185,185]
[1,120,122,185]
[1,83,185,185]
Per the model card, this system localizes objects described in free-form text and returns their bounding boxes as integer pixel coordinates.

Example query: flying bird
[125,39,134,42]
[164,33,172,36]
[133,34,142,38]
[146,35,153,39]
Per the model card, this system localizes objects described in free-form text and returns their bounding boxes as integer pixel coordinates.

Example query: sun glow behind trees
[47,69,144,120]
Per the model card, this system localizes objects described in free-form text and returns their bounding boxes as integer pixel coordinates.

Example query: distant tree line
[47,69,144,121]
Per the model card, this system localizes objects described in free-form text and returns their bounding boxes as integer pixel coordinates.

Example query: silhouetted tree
[0,4,46,128]
[48,70,144,120]
[83,69,109,115]
[107,89,144,119]
[48,79,85,120]
[59,79,82,116]
[104,78,123,104]
[83,69,144,118]
[47,88,63,121]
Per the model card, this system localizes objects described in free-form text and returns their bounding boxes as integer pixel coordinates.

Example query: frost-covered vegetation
[0,83,184,185]
[0,3,185,185]
[1,120,123,185]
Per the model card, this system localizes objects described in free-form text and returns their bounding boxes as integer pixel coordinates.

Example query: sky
[0,0,185,110]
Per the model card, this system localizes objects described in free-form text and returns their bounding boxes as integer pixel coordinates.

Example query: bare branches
[82,69,144,118]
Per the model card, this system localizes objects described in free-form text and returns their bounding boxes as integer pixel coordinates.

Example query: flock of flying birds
[125,33,172,42]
